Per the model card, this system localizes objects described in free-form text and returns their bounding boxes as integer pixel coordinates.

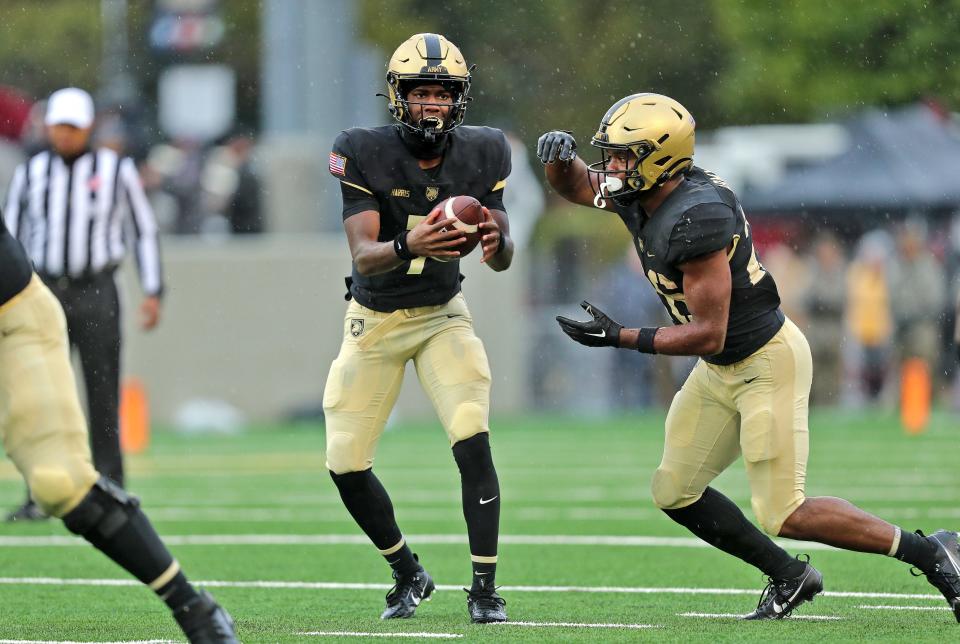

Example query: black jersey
[0,212,32,307]
[613,167,783,365]
[330,125,511,312]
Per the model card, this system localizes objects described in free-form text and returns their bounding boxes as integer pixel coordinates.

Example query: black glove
[556,301,623,348]
[537,130,577,164]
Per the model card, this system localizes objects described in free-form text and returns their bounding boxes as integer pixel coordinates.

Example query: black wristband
[393,231,417,261]
[637,327,659,354]
[495,231,507,255]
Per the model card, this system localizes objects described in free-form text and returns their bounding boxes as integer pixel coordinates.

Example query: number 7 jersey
[330,125,511,312]
[612,166,784,365]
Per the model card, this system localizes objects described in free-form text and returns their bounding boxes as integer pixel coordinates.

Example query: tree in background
[711,0,960,123]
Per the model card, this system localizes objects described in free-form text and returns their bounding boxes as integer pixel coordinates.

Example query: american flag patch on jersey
[329,153,347,176]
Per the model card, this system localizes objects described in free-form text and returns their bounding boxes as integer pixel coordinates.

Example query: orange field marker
[120,377,150,454]
[900,358,931,434]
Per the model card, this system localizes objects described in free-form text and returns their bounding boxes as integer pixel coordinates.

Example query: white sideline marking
[494,621,656,629]
[298,632,461,639]
[0,577,945,602]
[0,533,840,552]
[680,612,842,621]
[860,604,951,611]
[0,641,176,644]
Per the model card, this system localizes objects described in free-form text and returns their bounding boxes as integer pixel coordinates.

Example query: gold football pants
[324,293,492,474]
[0,275,98,517]
[652,317,811,535]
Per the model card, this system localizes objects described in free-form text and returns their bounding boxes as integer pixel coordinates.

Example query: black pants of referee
[41,271,125,487]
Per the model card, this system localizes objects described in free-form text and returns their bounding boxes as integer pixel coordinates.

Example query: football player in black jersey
[0,213,237,642]
[538,93,960,622]
[324,33,512,623]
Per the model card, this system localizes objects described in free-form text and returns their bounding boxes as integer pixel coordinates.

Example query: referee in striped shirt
[3,88,163,520]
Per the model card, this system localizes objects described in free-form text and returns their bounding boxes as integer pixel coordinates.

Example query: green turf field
[1,410,958,642]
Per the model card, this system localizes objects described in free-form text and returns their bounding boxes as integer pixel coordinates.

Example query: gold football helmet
[589,93,695,204]
[385,33,472,139]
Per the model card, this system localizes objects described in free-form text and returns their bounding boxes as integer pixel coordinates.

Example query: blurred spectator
[762,242,809,326]
[887,218,946,387]
[0,85,32,142]
[92,112,128,155]
[801,233,847,405]
[201,131,263,234]
[142,138,205,234]
[20,99,49,158]
[501,131,544,250]
[846,232,893,402]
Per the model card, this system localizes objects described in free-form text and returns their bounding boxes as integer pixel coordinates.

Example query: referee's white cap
[45,88,95,129]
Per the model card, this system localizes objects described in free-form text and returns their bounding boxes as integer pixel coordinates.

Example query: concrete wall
[118,234,531,425]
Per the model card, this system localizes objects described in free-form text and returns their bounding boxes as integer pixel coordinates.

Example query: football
[440,195,484,257]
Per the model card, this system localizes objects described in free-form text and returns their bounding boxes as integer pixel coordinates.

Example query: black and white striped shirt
[4,147,163,296]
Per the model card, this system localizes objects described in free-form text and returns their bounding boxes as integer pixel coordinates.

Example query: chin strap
[396,124,448,159]
[593,176,623,208]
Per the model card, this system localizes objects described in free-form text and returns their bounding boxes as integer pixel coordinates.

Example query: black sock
[330,469,413,569]
[156,570,200,610]
[384,543,421,576]
[895,529,938,570]
[663,487,806,579]
[453,433,500,570]
[471,561,497,593]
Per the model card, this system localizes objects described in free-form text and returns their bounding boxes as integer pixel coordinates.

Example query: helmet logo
[423,65,448,74]
[425,186,440,201]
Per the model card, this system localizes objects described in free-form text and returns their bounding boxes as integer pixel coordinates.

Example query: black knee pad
[62,476,140,540]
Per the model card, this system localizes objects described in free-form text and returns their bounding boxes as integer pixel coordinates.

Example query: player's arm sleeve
[119,157,164,297]
[479,130,512,212]
[666,202,737,265]
[331,132,379,219]
[4,164,26,240]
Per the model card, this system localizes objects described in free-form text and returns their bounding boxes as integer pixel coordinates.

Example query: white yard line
[297,632,461,639]
[679,612,842,621]
[0,641,176,644]
[491,621,657,629]
[0,576,944,602]
[0,533,841,552]
[859,604,951,611]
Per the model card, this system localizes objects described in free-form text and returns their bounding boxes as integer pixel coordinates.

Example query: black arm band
[637,327,659,354]
[496,231,507,255]
[393,231,417,261]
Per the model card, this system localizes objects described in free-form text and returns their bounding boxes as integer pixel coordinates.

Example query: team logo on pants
[350,319,365,337]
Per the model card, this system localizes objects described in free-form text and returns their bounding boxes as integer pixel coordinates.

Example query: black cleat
[914,530,960,623]
[466,587,507,623]
[381,565,435,619]
[5,500,49,522]
[173,590,238,643]
[742,559,824,620]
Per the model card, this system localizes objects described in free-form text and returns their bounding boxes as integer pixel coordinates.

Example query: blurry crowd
[770,219,958,409]
[0,87,264,236]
